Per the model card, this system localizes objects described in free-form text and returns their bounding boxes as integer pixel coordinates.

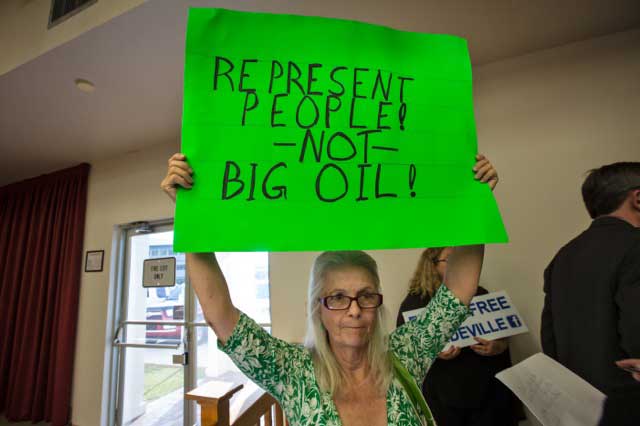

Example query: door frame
[103,219,197,426]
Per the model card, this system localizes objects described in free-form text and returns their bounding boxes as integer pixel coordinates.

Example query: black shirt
[541,216,640,394]
[397,286,514,409]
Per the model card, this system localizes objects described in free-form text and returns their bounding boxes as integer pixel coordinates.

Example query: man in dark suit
[541,162,640,426]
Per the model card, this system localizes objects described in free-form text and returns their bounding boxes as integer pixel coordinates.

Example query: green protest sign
[175,8,508,252]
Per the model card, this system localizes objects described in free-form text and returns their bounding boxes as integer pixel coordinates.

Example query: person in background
[397,246,524,426]
[541,162,640,426]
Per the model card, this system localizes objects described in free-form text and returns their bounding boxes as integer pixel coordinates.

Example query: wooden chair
[185,379,287,426]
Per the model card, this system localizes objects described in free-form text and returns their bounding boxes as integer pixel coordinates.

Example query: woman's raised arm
[444,154,496,304]
[444,244,484,306]
[187,253,239,343]
[161,153,239,343]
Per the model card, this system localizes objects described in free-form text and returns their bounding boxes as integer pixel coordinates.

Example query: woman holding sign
[397,245,524,426]
[161,153,497,426]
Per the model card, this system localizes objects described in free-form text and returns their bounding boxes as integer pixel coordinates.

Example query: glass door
[110,221,272,426]
[113,223,190,426]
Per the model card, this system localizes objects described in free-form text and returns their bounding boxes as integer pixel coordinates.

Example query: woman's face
[435,247,453,281]
[319,266,378,352]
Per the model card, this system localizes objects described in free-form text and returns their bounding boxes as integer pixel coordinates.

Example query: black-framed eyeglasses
[320,293,383,310]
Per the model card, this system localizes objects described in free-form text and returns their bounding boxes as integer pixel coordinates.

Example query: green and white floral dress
[219,284,469,426]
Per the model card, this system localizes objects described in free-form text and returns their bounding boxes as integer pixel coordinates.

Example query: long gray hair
[304,251,392,395]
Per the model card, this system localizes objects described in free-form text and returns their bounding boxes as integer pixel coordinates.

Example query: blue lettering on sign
[497,295,511,310]
[454,316,519,341]
[458,327,469,339]
[469,296,509,315]
[470,297,509,316]
[475,300,490,314]
[468,324,480,337]
[487,298,499,311]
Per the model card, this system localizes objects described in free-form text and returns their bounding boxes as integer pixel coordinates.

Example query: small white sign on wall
[142,257,176,288]
[402,290,528,347]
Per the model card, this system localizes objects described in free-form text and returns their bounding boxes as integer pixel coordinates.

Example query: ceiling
[0,0,639,186]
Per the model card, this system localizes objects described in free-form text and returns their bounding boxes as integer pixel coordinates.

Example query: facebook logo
[507,315,522,328]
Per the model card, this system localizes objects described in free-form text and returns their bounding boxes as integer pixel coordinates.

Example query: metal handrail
[112,320,272,349]
[122,320,186,326]
[119,320,271,327]
[113,322,182,349]
[113,342,181,350]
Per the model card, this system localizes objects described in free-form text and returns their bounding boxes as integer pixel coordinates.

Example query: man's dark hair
[582,162,640,218]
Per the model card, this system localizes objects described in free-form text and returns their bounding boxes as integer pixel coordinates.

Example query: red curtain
[0,163,90,425]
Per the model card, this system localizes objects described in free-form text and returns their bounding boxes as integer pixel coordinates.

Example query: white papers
[496,353,606,426]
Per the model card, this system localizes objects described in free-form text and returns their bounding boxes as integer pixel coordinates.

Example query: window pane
[119,344,184,426]
[197,252,270,324]
[194,252,271,394]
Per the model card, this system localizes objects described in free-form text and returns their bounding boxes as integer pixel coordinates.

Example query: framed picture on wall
[85,250,104,272]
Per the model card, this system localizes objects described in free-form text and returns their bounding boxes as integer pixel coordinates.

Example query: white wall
[71,28,640,426]
[0,0,145,76]
[473,28,640,426]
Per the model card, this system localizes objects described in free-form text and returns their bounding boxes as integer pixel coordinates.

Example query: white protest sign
[402,290,528,348]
